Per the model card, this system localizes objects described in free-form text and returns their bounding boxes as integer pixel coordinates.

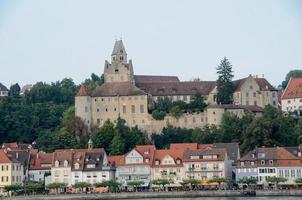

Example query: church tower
[104,40,134,84]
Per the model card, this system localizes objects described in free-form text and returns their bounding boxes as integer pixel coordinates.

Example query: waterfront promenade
[5,190,302,200]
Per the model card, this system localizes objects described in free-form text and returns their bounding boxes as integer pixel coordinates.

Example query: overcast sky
[0,0,301,88]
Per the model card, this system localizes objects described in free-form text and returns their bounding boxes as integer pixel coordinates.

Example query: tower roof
[111,40,126,55]
[76,85,88,96]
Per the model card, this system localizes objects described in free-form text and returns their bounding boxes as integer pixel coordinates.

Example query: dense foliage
[91,118,150,155]
[0,74,102,152]
[151,94,207,120]
[152,105,302,154]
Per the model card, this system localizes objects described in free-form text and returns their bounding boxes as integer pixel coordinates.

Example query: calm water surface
[140,198,301,200]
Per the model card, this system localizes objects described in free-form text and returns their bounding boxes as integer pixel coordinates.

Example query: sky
[0,0,301,88]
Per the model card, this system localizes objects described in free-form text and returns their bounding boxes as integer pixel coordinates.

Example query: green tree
[109,133,125,155]
[152,110,166,120]
[4,184,23,196]
[216,57,234,104]
[171,105,183,119]
[208,177,226,188]
[127,180,144,191]
[266,177,287,188]
[188,93,207,112]
[73,182,91,192]
[46,182,67,194]
[91,120,115,150]
[237,177,258,189]
[24,182,45,194]
[152,179,173,191]
[9,83,21,97]
[181,179,200,189]
[295,178,302,184]
[281,70,302,89]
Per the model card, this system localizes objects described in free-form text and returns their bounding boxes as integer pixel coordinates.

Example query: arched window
[74,163,80,169]
[55,160,60,167]
[64,160,68,167]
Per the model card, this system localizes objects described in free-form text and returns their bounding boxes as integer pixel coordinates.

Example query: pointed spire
[76,85,88,96]
[111,40,127,56]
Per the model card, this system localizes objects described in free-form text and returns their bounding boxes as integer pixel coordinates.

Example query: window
[250,85,253,90]
[272,92,276,98]
[251,161,254,166]
[261,160,265,165]
[74,163,80,169]
[269,160,273,165]
[55,160,60,167]
[288,100,291,103]
[123,105,126,113]
[131,105,135,113]
[140,105,144,113]
[246,92,249,97]
[85,106,88,112]
[291,169,295,177]
[64,160,68,167]
[253,92,256,97]
[97,108,99,112]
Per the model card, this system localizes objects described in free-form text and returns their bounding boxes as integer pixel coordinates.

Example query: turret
[104,40,134,84]
[75,85,92,130]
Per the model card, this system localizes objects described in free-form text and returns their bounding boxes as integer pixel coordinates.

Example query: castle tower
[75,85,92,129]
[104,40,134,84]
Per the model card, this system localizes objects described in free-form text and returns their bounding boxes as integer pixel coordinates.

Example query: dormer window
[55,160,59,167]
[145,158,149,163]
[155,160,160,165]
[74,163,80,169]
[176,159,181,164]
[63,160,68,167]
[87,164,96,169]
[269,160,273,165]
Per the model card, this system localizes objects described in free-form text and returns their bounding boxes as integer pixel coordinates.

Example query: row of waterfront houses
[1,141,302,193]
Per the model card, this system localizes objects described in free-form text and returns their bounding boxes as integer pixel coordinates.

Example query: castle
[75,40,279,134]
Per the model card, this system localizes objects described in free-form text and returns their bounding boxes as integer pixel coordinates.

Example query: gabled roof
[108,155,125,166]
[239,147,300,164]
[29,152,53,170]
[0,83,8,91]
[183,148,226,162]
[136,81,216,96]
[281,77,302,100]
[5,149,31,170]
[76,85,88,96]
[169,143,198,151]
[0,150,17,163]
[134,75,179,83]
[2,142,32,151]
[111,40,126,55]
[233,76,277,91]
[91,82,146,97]
[153,149,185,167]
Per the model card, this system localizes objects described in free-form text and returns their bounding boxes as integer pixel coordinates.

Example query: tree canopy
[216,57,234,104]
[281,70,302,89]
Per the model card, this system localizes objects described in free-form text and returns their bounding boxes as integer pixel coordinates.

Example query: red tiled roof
[153,149,185,167]
[197,144,214,149]
[0,150,15,163]
[183,148,226,162]
[2,142,31,150]
[136,81,216,96]
[169,143,198,151]
[281,78,302,100]
[76,85,88,96]
[108,155,125,166]
[29,152,53,170]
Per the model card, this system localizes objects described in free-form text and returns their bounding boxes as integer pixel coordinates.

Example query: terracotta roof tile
[169,143,198,151]
[29,152,53,170]
[108,155,125,166]
[281,78,302,99]
[76,85,88,96]
[136,81,216,96]
[0,150,14,163]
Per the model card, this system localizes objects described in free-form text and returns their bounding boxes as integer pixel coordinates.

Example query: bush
[152,110,166,120]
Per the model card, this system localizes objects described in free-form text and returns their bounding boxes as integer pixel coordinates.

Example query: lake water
[142,198,301,200]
